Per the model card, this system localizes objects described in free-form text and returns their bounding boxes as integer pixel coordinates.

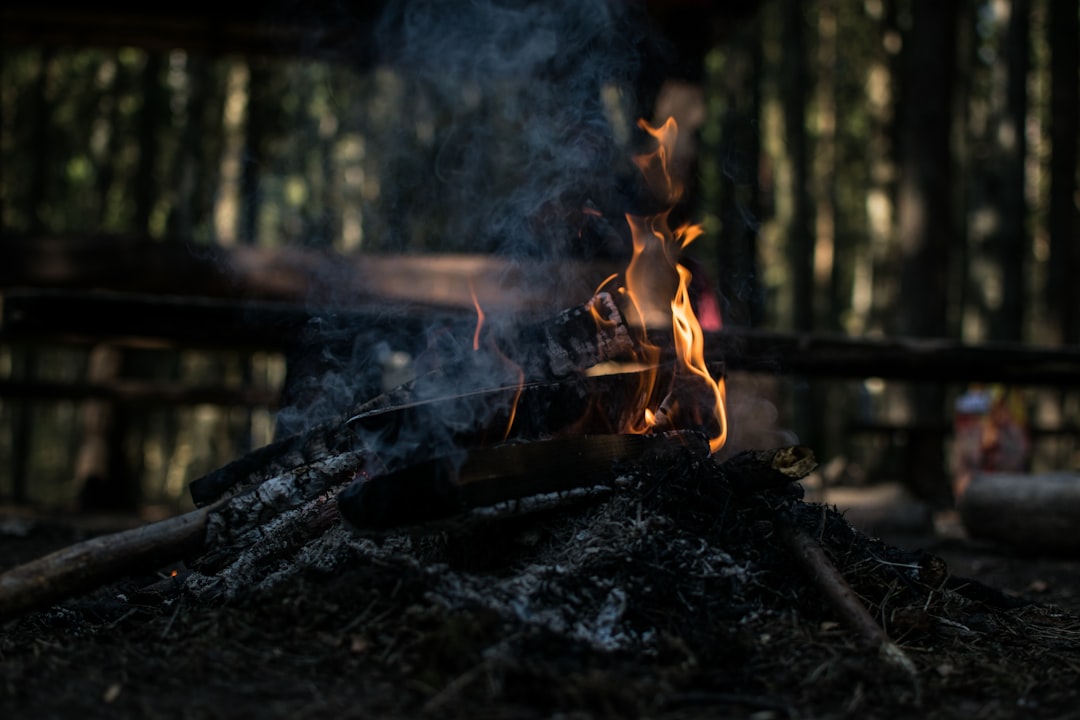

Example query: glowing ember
[615,117,728,453]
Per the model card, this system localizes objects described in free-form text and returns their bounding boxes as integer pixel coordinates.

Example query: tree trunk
[26,49,54,233]
[73,345,135,512]
[133,52,164,235]
[782,0,812,334]
[896,2,956,339]
[1047,0,1080,345]
[990,0,1029,342]
[716,14,764,329]
[894,1,958,506]
[241,60,270,245]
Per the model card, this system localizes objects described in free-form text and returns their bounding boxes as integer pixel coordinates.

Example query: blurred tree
[782,0,812,333]
[134,52,164,235]
[895,0,959,505]
[1047,0,1079,345]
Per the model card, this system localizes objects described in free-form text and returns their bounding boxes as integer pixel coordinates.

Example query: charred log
[338,432,709,530]
[0,437,799,620]
[189,293,636,505]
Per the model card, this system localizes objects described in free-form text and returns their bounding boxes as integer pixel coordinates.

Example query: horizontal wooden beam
[710,330,1080,387]
[5,288,1080,387]
[2,289,312,350]
[0,2,383,61]
[0,234,616,313]
[1,1,761,60]
[0,379,279,408]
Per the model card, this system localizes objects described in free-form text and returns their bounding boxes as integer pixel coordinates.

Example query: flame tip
[615,114,727,453]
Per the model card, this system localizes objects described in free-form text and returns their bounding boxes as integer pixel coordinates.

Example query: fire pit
[1,115,735,617]
[3,112,1079,717]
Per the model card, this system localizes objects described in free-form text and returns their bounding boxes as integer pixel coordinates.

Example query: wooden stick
[718,447,919,679]
[0,450,369,620]
[0,505,214,621]
[775,516,919,682]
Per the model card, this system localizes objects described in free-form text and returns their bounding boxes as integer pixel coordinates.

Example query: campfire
[2,115,1077,719]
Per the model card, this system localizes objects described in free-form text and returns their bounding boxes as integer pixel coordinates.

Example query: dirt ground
[1,461,1078,720]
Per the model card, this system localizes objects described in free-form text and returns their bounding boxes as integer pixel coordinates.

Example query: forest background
[0,0,1077,513]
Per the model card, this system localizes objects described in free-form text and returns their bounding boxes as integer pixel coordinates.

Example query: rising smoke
[368,0,664,259]
[275,0,669,443]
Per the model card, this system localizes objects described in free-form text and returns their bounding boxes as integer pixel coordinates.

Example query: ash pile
[182,436,1016,665]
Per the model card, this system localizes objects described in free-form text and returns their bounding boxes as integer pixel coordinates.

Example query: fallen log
[959,471,1080,554]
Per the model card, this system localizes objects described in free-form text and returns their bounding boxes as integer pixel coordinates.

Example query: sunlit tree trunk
[782,0,812,333]
[813,1,839,333]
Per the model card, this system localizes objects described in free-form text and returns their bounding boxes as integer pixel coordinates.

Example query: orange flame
[617,117,727,453]
[470,279,523,441]
[469,279,485,351]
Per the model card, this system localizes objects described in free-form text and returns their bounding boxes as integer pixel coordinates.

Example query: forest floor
[1,462,1079,720]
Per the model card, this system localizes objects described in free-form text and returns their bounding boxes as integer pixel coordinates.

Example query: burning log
[0,284,697,619]
[338,432,710,530]
[188,292,635,506]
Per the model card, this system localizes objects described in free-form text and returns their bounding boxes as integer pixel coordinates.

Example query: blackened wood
[512,292,635,379]
[0,450,365,619]
[189,368,653,506]
[339,432,709,530]
[189,295,636,506]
